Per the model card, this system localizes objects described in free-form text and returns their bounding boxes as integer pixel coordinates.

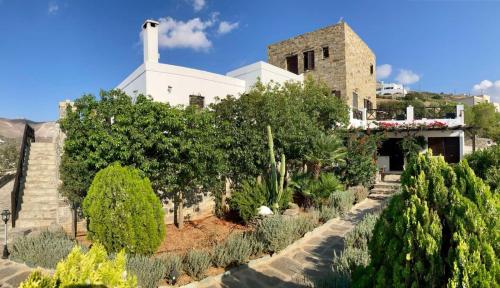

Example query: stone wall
[267,22,376,109]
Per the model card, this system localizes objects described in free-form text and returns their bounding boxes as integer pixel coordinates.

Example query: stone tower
[268,21,376,110]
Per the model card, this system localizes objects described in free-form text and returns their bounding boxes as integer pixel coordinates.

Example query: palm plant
[305,133,346,179]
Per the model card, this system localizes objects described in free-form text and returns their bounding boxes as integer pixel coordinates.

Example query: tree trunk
[310,162,322,180]
[472,132,476,152]
[174,192,184,229]
[71,205,77,240]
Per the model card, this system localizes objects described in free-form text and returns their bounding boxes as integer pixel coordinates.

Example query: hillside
[0,118,57,141]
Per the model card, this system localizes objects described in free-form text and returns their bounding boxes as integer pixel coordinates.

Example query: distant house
[376,82,407,98]
[447,94,491,106]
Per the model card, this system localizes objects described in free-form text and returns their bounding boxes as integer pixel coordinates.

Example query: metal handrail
[11,124,35,227]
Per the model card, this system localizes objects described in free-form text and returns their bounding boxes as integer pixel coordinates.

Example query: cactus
[267,125,286,211]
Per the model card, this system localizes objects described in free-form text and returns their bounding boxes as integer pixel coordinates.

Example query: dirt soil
[156,216,251,255]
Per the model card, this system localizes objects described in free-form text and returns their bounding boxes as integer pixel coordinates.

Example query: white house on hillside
[376,81,407,98]
[116,20,303,108]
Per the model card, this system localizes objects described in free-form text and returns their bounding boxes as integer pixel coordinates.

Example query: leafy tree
[339,133,379,187]
[0,138,18,173]
[211,77,349,185]
[466,144,499,192]
[83,163,165,255]
[305,132,346,180]
[465,102,500,143]
[353,152,499,287]
[60,90,226,228]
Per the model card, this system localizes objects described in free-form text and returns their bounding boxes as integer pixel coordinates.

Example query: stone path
[0,259,32,288]
[189,191,395,288]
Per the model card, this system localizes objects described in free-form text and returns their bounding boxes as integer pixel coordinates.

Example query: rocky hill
[0,118,57,142]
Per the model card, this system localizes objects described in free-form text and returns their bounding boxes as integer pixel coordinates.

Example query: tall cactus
[267,125,286,211]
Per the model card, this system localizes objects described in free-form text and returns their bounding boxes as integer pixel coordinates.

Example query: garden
[9,77,499,287]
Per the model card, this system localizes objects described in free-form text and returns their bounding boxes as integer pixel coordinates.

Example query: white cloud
[48,2,59,14]
[192,0,206,12]
[217,21,239,35]
[157,17,214,51]
[395,69,420,85]
[376,64,392,80]
[472,79,500,102]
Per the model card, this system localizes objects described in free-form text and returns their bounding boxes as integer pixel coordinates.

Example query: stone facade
[267,22,376,109]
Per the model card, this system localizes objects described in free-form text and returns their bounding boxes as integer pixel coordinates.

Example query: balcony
[349,105,465,130]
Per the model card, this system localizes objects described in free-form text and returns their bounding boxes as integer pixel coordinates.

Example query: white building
[116,20,303,108]
[376,82,407,98]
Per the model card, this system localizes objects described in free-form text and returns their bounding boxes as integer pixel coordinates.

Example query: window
[331,90,341,98]
[352,92,358,108]
[322,46,329,59]
[286,55,299,75]
[189,95,205,109]
[303,50,315,71]
[370,64,374,75]
[364,99,373,110]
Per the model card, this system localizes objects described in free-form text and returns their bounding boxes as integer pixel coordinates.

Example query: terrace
[349,104,465,130]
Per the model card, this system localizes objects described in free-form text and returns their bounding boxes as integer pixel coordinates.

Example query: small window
[303,50,315,71]
[189,95,205,109]
[332,90,341,98]
[286,55,299,75]
[370,64,374,75]
[322,46,329,59]
[364,99,373,110]
[352,92,358,108]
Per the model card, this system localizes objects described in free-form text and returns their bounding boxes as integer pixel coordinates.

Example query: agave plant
[305,133,347,179]
[267,125,286,212]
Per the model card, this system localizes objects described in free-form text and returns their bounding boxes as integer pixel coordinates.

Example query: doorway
[428,137,460,163]
[286,55,299,75]
[379,138,404,171]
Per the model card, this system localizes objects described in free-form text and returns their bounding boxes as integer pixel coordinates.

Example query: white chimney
[143,19,159,63]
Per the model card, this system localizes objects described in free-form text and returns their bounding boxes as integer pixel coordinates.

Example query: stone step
[18,210,57,219]
[28,159,57,165]
[19,204,58,211]
[23,182,58,190]
[26,164,57,171]
[373,183,400,189]
[26,170,58,177]
[15,219,57,229]
[29,150,57,156]
[28,155,57,161]
[22,188,58,196]
[21,194,59,202]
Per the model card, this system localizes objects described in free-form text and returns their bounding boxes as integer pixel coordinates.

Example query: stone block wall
[267,22,376,110]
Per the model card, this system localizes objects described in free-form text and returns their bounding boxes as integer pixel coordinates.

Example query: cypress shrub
[83,163,166,255]
[353,152,499,287]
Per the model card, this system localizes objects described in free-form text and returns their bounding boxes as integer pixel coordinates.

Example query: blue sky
[0,0,499,121]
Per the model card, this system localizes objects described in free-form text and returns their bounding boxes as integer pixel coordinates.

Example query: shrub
[160,253,183,284]
[354,152,499,287]
[256,215,296,254]
[211,233,252,267]
[20,243,137,287]
[292,214,318,238]
[82,163,165,255]
[127,255,166,288]
[466,145,499,191]
[19,270,54,288]
[348,185,369,203]
[11,230,75,269]
[319,206,337,222]
[229,179,268,223]
[245,231,266,256]
[343,213,379,250]
[304,173,344,207]
[183,249,211,280]
[339,134,379,187]
[328,190,355,215]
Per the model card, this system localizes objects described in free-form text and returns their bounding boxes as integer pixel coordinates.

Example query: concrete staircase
[370,174,401,196]
[15,142,59,229]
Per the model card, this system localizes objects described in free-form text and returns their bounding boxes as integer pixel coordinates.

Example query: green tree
[465,102,500,144]
[353,152,499,287]
[0,139,19,173]
[305,132,346,180]
[466,144,499,192]
[83,163,165,255]
[60,90,226,229]
[211,77,349,185]
[339,133,379,187]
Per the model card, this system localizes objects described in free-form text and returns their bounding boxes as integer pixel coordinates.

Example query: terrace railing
[352,108,363,120]
[11,124,35,227]
[367,108,407,121]
[414,106,457,120]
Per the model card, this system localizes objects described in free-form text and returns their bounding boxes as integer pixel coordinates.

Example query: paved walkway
[0,259,32,288]
[191,192,394,288]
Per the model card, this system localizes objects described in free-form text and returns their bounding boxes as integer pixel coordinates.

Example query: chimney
[143,19,159,63]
